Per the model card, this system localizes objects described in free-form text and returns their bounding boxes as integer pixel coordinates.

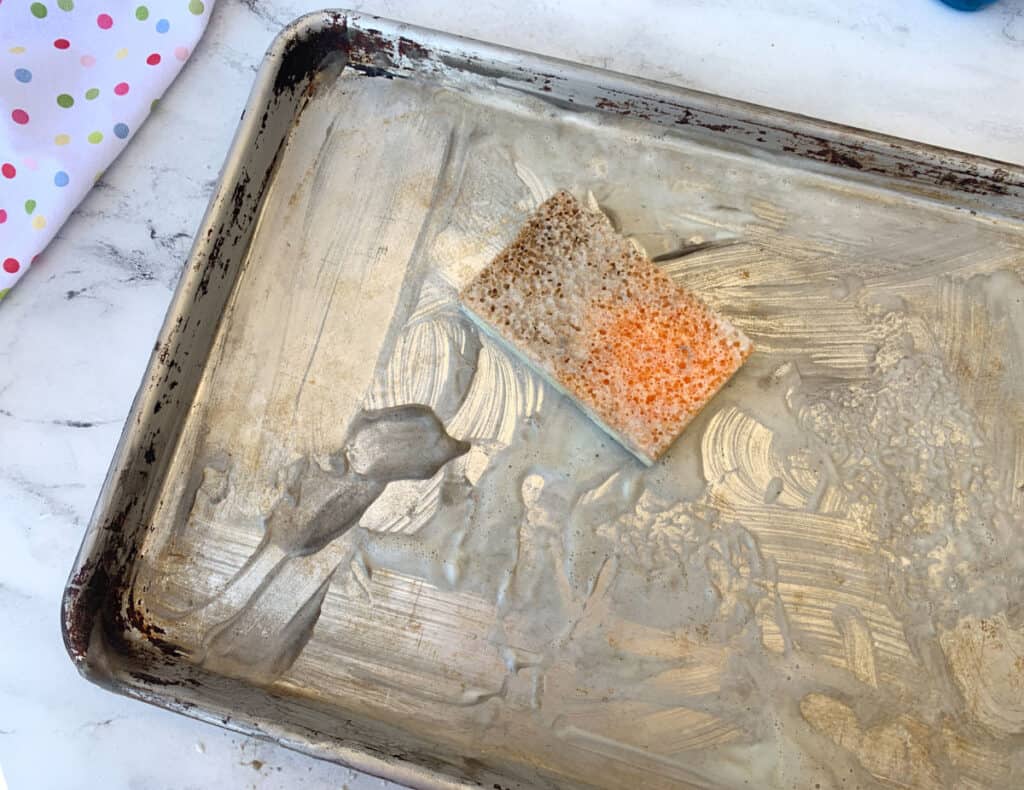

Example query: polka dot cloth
[0,1,214,300]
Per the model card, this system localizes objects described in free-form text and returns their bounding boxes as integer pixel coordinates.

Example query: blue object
[939,0,997,10]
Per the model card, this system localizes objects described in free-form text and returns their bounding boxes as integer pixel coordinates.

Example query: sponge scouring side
[460,190,752,465]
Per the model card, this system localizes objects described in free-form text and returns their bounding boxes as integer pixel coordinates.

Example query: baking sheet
[64,10,1024,789]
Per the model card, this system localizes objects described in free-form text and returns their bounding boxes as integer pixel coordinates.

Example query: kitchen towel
[0,1,214,301]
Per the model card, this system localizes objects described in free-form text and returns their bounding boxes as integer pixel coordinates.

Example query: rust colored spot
[811,146,865,170]
[397,36,429,60]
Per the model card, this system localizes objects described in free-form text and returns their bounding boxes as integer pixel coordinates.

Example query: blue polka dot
[14,68,32,83]
[54,171,70,187]
[155,19,170,33]
[113,123,130,139]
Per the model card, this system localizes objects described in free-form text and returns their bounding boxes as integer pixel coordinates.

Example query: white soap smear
[133,67,1024,789]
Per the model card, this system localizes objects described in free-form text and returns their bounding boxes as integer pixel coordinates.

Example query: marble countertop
[1,1,1022,788]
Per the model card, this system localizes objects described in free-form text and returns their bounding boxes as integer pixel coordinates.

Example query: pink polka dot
[0,209,7,224]
[174,46,189,61]
[11,109,29,125]
[146,53,161,66]
[97,13,113,29]
[114,82,129,95]
[54,38,71,50]
[3,258,19,274]
[1,163,15,179]
[80,54,96,67]
[23,157,37,170]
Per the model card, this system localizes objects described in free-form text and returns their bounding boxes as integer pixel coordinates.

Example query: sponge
[460,190,752,465]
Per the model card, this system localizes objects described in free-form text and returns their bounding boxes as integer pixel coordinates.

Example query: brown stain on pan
[270,13,1020,207]
[596,88,1017,199]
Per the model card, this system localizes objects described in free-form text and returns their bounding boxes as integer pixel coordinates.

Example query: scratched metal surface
[63,11,1024,790]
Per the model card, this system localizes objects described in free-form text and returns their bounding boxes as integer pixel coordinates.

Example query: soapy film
[134,68,1024,789]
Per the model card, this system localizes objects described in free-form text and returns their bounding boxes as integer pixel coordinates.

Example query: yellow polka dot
[55,133,71,146]
[9,46,26,55]
[32,215,47,230]
[115,48,128,59]
[94,171,104,183]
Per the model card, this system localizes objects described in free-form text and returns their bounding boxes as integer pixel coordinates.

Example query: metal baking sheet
[63,10,1024,789]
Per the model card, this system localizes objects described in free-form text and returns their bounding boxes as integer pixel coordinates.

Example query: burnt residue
[274,14,350,94]
[65,16,305,677]
[438,52,508,82]
[62,559,106,661]
[64,283,211,669]
[273,15,407,96]
[798,137,1012,197]
[348,64,394,79]
[66,519,186,669]
[130,671,181,687]
[812,146,865,170]
[596,97,629,115]
[397,36,429,61]
[590,84,1021,203]
[104,494,139,535]
[62,493,141,665]
[347,26,402,79]
[124,592,182,658]
[63,8,413,742]
[193,135,285,308]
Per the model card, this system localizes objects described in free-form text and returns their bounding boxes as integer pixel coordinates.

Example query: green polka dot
[58,0,73,10]
[188,0,204,15]
[88,131,103,144]
[150,98,159,111]
[0,289,9,302]
[30,3,47,18]
[85,88,100,100]
[25,199,36,214]
[57,93,74,108]
[135,5,149,20]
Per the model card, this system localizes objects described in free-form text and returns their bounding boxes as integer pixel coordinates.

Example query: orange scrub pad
[460,190,752,465]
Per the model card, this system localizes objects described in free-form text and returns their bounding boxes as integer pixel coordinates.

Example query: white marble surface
[1,1,1022,788]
